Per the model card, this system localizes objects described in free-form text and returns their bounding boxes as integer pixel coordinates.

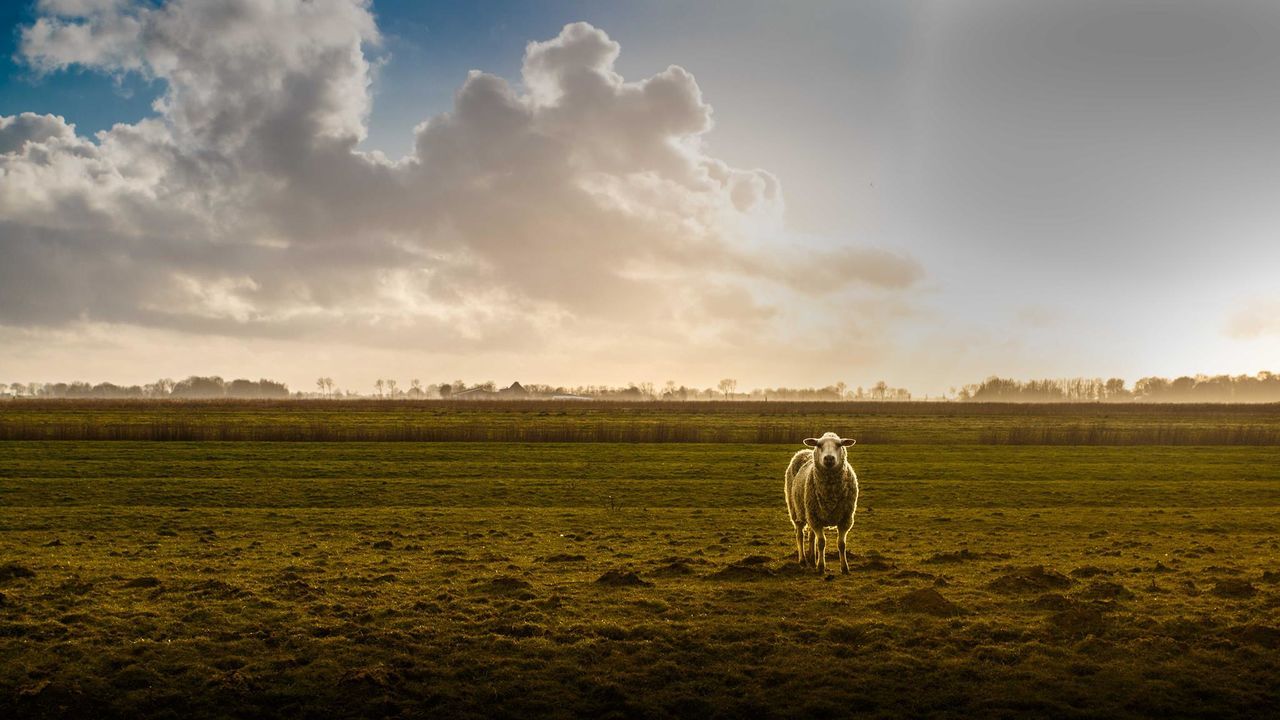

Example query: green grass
[2,440,1278,718]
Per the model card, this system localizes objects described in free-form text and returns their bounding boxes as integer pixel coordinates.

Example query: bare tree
[374,379,385,398]
[147,378,175,397]
[718,378,738,400]
[386,379,399,398]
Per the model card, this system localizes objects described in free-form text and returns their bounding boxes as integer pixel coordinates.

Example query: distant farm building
[452,382,530,400]
[498,382,530,398]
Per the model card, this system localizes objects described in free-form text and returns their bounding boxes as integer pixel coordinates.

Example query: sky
[2,0,1279,396]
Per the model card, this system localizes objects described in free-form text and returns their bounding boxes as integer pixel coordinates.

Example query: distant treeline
[2,377,912,401]
[344,379,912,401]
[3,376,289,399]
[959,373,1280,403]
[5,372,1280,403]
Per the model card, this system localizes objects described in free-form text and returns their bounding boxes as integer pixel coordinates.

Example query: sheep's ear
[802,438,819,447]
[840,438,856,447]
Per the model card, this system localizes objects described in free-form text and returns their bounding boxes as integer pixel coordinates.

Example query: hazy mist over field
[3,0,1280,394]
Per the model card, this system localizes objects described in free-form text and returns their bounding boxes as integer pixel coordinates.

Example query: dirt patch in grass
[1030,593,1074,611]
[852,557,895,572]
[0,562,35,582]
[1046,605,1110,638]
[480,576,534,597]
[923,548,1010,564]
[188,579,251,599]
[1227,625,1280,649]
[1077,581,1134,601]
[1212,579,1258,598]
[595,570,652,587]
[707,563,777,581]
[122,576,161,588]
[877,587,963,617]
[988,566,1072,594]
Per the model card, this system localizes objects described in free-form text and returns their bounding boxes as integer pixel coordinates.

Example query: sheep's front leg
[813,527,827,574]
[837,520,852,574]
[794,523,808,566]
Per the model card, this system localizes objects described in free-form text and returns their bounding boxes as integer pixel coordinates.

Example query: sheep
[784,432,859,574]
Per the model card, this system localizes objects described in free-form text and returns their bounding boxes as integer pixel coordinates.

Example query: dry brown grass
[2,399,1279,444]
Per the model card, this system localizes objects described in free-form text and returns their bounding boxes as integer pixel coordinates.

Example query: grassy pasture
[3,399,1280,444]
[1,405,1279,718]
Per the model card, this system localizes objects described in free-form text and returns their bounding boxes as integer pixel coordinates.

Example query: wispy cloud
[1227,298,1280,339]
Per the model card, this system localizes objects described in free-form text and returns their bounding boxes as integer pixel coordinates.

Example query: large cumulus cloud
[1,0,920,372]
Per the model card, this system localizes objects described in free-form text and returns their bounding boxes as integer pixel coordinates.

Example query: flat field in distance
[4,399,1280,444]
[1,402,1278,718]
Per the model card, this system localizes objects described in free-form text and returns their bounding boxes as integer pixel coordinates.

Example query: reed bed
[4,399,1279,444]
[2,400,1278,445]
[0,418,901,444]
[978,423,1280,446]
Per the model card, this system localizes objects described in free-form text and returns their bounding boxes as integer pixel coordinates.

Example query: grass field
[4,399,1280,444]
[2,403,1279,718]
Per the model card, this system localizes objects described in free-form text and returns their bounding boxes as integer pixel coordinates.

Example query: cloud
[0,112,79,154]
[1,2,920,373]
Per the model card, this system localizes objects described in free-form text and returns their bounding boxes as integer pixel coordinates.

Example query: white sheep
[784,432,859,574]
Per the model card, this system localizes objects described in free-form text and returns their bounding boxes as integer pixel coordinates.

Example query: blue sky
[1,2,158,132]
[1,1,771,155]
[0,1,580,145]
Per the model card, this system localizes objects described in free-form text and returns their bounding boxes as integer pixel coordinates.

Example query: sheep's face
[803,432,855,471]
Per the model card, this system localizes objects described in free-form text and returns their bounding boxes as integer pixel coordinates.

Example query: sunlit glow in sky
[3,0,1280,395]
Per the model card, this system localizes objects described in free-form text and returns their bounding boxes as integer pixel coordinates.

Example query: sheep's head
[803,432,855,470]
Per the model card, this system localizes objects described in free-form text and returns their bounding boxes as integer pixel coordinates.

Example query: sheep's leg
[837,520,852,574]
[813,527,827,574]
[794,523,807,565]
